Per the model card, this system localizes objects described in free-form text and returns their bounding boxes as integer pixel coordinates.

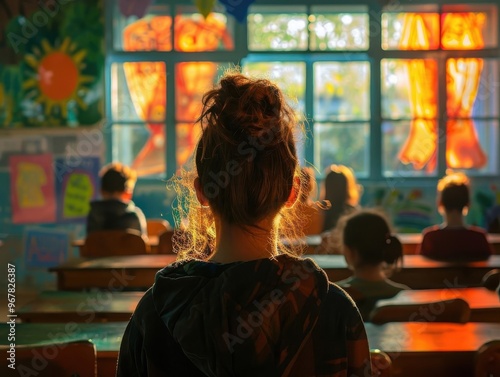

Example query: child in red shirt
[417,172,492,261]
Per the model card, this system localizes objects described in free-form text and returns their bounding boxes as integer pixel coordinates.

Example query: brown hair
[100,162,137,193]
[321,164,361,231]
[169,71,304,260]
[437,172,470,212]
[299,167,317,203]
[338,209,403,268]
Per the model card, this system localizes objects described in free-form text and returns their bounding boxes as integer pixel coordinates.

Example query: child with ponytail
[335,210,410,320]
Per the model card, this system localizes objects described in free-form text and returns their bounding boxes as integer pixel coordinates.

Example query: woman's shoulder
[325,282,359,311]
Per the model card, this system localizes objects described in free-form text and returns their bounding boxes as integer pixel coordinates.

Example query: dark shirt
[116,255,371,377]
[417,225,492,261]
[322,204,357,232]
[86,199,147,235]
[336,276,410,320]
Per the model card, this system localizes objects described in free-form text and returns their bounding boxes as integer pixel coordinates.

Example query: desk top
[398,233,500,244]
[0,322,127,352]
[50,254,500,272]
[2,322,499,355]
[50,254,177,271]
[18,291,143,316]
[365,322,500,353]
[376,287,500,310]
[311,254,500,269]
[72,236,159,247]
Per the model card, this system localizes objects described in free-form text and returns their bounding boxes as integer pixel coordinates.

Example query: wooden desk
[50,254,500,290]
[312,254,500,289]
[365,322,500,377]
[50,255,177,290]
[18,291,143,323]
[0,322,126,377]
[375,287,500,322]
[72,236,160,254]
[3,322,498,377]
[302,233,500,255]
[398,233,500,255]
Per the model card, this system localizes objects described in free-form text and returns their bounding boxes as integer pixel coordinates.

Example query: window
[106,1,500,180]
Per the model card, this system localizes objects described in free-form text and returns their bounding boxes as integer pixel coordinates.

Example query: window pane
[177,123,201,168]
[175,62,230,122]
[248,10,308,51]
[314,122,369,175]
[442,5,498,49]
[383,121,437,177]
[382,11,440,50]
[111,62,166,122]
[382,59,438,119]
[114,4,172,51]
[112,124,165,177]
[447,59,499,118]
[446,120,497,174]
[314,62,370,121]
[242,61,306,114]
[309,10,369,51]
[174,12,233,51]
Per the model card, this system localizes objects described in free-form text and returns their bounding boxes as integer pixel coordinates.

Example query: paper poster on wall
[55,156,100,222]
[10,154,56,223]
[24,228,69,268]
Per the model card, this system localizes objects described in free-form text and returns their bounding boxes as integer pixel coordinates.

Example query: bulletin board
[0,127,104,226]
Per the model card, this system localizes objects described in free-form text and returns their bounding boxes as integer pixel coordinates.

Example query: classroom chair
[146,218,171,237]
[82,229,150,257]
[482,269,500,291]
[369,298,471,324]
[0,340,96,377]
[475,340,500,377]
[370,349,392,377]
[158,229,176,254]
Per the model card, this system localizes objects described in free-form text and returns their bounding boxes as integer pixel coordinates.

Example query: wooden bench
[374,287,500,322]
[18,291,143,323]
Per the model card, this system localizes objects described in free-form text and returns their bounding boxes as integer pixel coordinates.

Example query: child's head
[173,71,302,259]
[322,164,360,208]
[340,210,402,269]
[437,172,470,214]
[100,163,137,200]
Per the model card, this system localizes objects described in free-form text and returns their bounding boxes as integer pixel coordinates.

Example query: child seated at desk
[417,172,492,261]
[335,210,409,320]
[86,163,147,236]
[297,167,323,235]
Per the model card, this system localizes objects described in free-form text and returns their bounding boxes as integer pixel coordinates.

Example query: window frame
[104,0,500,185]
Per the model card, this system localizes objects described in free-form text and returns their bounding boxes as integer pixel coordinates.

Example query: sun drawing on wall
[22,38,94,121]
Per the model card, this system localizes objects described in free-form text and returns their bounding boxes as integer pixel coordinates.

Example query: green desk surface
[0,322,127,352]
[17,291,144,322]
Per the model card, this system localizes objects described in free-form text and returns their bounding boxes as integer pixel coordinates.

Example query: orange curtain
[123,16,170,176]
[399,12,487,171]
[122,14,232,175]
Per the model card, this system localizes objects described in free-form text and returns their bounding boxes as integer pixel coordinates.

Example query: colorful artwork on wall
[9,153,56,223]
[55,156,100,222]
[23,227,69,268]
[0,0,104,127]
